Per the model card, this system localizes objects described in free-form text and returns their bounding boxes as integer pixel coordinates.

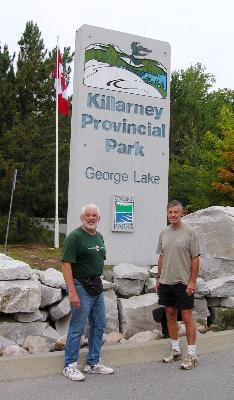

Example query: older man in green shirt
[62,204,114,381]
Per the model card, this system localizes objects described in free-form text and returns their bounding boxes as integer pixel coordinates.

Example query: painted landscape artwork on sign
[112,195,135,232]
[84,42,168,98]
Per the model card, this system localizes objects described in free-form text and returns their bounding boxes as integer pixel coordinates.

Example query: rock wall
[0,206,234,355]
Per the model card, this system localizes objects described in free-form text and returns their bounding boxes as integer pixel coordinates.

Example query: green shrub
[0,212,66,245]
[217,308,234,329]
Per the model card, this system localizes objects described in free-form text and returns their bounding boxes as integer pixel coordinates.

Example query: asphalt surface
[1,349,234,400]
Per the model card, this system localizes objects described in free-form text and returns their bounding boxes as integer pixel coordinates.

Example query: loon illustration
[131,42,152,57]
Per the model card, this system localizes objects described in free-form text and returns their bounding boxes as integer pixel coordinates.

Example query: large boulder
[0,279,41,313]
[182,206,234,280]
[118,293,160,338]
[22,336,53,354]
[40,284,62,308]
[206,275,234,297]
[113,263,149,297]
[113,263,149,280]
[39,268,66,289]
[103,289,119,333]
[0,320,49,345]
[12,310,49,323]
[193,298,210,320]
[114,278,145,297]
[0,259,32,280]
[49,296,70,320]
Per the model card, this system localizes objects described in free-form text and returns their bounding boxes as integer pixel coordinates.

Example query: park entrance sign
[67,25,171,265]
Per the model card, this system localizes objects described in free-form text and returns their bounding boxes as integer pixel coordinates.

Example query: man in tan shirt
[156,200,200,370]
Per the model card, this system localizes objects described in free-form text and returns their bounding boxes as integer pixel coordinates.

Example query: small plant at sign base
[218,308,234,329]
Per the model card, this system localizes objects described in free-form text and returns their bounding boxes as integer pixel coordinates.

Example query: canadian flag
[53,49,69,116]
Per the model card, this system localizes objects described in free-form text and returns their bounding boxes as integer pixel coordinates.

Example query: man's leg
[162,307,182,363]
[166,307,178,339]
[180,309,196,345]
[65,282,91,367]
[84,293,114,374]
[180,309,198,369]
[87,292,106,366]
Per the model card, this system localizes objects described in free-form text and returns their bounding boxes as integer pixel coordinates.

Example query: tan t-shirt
[156,224,200,285]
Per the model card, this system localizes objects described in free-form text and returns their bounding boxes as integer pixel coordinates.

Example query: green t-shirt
[156,224,200,285]
[61,227,106,278]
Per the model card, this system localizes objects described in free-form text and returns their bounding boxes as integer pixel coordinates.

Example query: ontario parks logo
[112,195,135,232]
[84,42,168,99]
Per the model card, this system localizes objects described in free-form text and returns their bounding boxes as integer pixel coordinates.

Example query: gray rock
[102,269,114,283]
[13,309,49,323]
[206,275,234,297]
[127,331,158,343]
[104,289,119,333]
[195,277,210,298]
[0,279,41,313]
[103,332,124,346]
[113,263,149,280]
[0,259,33,280]
[145,278,156,293]
[102,279,115,291]
[49,296,70,320]
[149,265,158,278]
[118,293,160,338]
[55,313,71,336]
[0,321,49,345]
[39,268,66,289]
[220,297,234,307]
[42,325,60,342]
[114,278,145,297]
[193,298,210,320]
[182,206,234,280]
[200,255,234,281]
[0,253,12,260]
[2,344,29,356]
[0,335,16,350]
[40,284,62,308]
[206,297,222,307]
[23,336,53,354]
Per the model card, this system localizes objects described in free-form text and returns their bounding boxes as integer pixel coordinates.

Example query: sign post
[67,25,171,265]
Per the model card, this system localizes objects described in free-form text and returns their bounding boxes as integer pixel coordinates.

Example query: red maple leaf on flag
[53,49,69,116]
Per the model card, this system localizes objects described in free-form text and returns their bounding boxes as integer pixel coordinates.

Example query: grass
[0,243,62,271]
[0,242,114,272]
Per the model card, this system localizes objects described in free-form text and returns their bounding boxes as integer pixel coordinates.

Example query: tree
[170,63,215,158]
[0,21,73,218]
[0,44,16,137]
[212,107,234,204]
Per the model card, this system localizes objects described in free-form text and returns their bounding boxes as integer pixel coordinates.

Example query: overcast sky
[1,0,233,92]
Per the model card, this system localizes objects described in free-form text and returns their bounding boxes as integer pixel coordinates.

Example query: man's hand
[186,280,196,296]
[156,279,160,295]
[68,291,81,308]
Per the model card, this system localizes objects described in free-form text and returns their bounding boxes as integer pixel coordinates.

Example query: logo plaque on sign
[112,195,135,232]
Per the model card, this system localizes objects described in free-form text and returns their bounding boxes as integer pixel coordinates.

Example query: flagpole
[4,169,17,254]
[54,36,59,249]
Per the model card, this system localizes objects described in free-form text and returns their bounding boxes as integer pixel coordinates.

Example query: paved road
[1,349,234,400]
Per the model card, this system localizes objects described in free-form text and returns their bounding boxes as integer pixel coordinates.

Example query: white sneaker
[63,362,85,381]
[84,363,114,375]
[181,354,199,370]
[162,347,182,363]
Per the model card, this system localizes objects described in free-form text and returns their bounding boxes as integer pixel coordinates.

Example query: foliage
[169,64,234,210]
[0,21,233,227]
[217,308,234,329]
[0,21,73,220]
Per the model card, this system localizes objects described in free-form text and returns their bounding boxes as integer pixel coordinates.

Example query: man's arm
[186,256,200,296]
[155,254,163,294]
[62,261,80,308]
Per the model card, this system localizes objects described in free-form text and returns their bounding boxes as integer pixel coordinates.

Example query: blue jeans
[65,280,106,367]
